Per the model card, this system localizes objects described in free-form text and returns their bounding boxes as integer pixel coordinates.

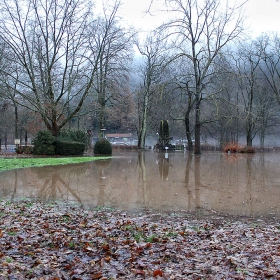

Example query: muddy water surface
[1,151,280,218]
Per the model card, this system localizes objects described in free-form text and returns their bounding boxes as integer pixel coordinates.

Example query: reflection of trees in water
[0,169,19,199]
[157,152,171,180]
[1,158,120,209]
[94,159,112,170]
[2,152,280,216]
[184,154,193,211]
[223,154,256,215]
[245,155,254,214]
[208,153,280,216]
[36,163,88,179]
[93,159,113,207]
[184,155,203,212]
[0,168,34,201]
[35,166,83,206]
[137,151,148,208]
[255,153,280,214]
[22,164,89,206]
[194,156,201,210]
[244,153,280,216]
[184,154,220,213]
[11,169,18,201]
[252,153,275,193]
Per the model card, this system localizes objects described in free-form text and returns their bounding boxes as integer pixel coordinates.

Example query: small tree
[32,131,55,155]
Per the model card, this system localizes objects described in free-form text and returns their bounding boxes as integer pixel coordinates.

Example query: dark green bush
[32,131,55,155]
[15,146,33,154]
[58,130,89,148]
[55,140,85,156]
[93,138,112,155]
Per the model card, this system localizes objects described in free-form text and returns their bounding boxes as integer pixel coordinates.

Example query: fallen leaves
[153,269,163,277]
[0,200,280,279]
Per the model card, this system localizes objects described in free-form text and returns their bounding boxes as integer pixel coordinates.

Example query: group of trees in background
[0,0,280,154]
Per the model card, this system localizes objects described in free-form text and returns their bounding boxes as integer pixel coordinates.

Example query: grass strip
[0,156,111,172]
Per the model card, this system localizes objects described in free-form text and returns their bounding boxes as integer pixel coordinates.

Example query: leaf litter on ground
[0,200,280,279]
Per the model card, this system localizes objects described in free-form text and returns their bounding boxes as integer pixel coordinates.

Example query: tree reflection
[184,153,193,211]
[16,163,90,206]
[194,156,202,209]
[42,174,82,203]
[157,152,171,180]
[11,169,18,201]
[245,155,253,215]
[184,155,203,212]
[137,151,148,207]
[94,159,112,208]
[184,155,213,213]
[1,152,280,217]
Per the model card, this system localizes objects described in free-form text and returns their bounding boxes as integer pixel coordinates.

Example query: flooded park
[0,150,280,219]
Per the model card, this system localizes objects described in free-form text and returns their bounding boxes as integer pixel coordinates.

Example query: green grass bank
[0,156,111,173]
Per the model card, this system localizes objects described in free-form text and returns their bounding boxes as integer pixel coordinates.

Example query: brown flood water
[0,151,280,218]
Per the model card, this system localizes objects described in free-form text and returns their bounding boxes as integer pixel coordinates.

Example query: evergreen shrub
[32,131,55,155]
[59,130,88,148]
[93,138,112,155]
[55,140,85,156]
[159,120,169,140]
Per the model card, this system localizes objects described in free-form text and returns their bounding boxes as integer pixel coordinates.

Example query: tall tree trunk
[25,130,28,146]
[259,129,265,148]
[4,132,7,149]
[51,121,60,137]
[99,107,105,139]
[138,93,149,149]
[185,91,193,151]
[246,110,253,147]
[185,112,193,151]
[14,104,18,140]
[246,127,253,147]
[194,99,201,154]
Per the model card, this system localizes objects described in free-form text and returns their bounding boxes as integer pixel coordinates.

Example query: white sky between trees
[117,0,280,38]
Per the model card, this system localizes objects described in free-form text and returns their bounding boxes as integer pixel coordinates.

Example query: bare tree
[254,83,279,148]
[135,33,169,148]
[257,34,280,105]
[203,52,241,148]
[167,58,196,150]
[207,40,279,148]
[252,34,280,147]
[0,0,109,136]
[156,0,246,154]
[90,1,135,138]
[233,42,262,146]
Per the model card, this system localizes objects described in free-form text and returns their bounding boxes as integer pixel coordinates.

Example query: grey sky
[118,0,280,37]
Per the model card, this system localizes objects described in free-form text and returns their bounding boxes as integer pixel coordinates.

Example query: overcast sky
[117,0,280,37]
